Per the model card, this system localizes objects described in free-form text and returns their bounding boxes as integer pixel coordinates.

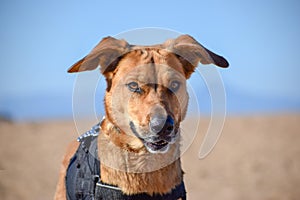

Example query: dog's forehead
[114,48,185,83]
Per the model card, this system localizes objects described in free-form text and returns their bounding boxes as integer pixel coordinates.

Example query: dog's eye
[127,82,142,93]
[169,81,181,92]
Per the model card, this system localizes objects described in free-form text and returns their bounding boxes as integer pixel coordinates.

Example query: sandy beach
[1,115,299,200]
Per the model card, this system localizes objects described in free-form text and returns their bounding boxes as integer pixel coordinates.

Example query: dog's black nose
[150,115,174,135]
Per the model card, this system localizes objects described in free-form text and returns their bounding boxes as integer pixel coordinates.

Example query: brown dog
[54,35,228,200]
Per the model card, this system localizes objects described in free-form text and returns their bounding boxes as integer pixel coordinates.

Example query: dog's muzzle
[130,115,179,154]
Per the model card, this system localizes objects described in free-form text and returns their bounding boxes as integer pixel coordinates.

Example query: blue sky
[0,0,299,120]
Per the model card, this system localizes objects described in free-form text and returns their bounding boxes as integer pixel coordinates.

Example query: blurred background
[0,0,299,200]
[0,0,299,121]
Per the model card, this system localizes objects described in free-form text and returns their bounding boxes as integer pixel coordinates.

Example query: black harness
[65,124,187,200]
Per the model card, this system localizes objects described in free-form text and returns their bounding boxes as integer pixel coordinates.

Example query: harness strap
[66,125,100,200]
[95,180,186,200]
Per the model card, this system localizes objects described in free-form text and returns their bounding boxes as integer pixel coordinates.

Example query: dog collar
[76,116,106,142]
[77,122,101,142]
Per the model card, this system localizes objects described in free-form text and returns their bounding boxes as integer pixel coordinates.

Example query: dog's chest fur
[98,120,183,195]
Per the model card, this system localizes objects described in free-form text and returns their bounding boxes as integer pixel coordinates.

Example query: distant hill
[0,111,13,122]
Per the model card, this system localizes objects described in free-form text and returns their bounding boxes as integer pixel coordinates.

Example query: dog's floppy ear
[164,35,229,78]
[68,36,130,73]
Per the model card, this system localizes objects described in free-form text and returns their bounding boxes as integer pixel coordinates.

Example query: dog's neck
[97,118,183,195]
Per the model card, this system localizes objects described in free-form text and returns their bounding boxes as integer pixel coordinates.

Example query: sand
[0,115,300,200]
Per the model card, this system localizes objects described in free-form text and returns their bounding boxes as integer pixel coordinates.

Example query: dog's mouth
[129,121,178,154]
[144,139,170,153]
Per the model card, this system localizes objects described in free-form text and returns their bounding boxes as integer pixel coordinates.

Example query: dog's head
[68,35,228,154]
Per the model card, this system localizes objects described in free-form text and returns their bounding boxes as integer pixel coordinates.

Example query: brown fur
[98,119,183,195]
[54,34,228,199]
[103,49,189,140]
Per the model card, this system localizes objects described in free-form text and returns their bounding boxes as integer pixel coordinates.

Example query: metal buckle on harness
[96,181,122,191]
